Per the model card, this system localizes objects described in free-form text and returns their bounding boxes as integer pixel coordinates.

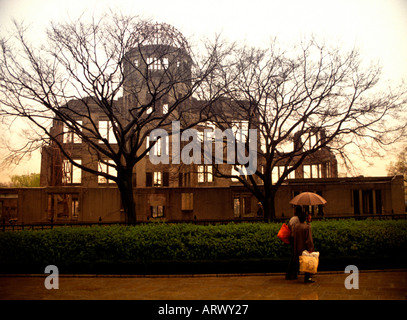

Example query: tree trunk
[116,170,137,224]
[263,190,276,222]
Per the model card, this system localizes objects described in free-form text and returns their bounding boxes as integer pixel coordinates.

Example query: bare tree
[0,14,227,223]
[211,40,407,221]
[387,145,407,182]
[387,145,407,199]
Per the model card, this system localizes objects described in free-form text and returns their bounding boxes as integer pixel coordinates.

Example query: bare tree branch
[209,39,407,220]
[0,14,228,222]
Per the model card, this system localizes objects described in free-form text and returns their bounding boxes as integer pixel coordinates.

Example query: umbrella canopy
[289,192,327,206]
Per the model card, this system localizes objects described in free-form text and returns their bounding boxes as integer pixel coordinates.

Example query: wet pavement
[0,270,406,300]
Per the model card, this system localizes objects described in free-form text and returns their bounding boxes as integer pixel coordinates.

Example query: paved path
[1,270,406,300]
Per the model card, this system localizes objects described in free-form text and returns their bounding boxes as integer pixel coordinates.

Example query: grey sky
[0,0,406,181]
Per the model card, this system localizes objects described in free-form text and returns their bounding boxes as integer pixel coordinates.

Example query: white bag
[299,250,319,274]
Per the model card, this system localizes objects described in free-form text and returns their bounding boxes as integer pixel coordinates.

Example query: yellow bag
[299,250,319,274]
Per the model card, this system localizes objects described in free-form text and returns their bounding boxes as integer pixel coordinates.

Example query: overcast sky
[0,0,406,181]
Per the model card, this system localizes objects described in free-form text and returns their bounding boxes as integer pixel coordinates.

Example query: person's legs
[285,252,298,280]
[304,272,314,283]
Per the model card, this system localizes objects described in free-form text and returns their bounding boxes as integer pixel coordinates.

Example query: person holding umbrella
[285,192,326,282]
[292,209,315,283]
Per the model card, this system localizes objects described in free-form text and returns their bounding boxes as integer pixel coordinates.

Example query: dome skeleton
[131,22,189,50]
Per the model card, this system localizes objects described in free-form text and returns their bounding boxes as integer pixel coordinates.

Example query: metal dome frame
[131,22,189,49]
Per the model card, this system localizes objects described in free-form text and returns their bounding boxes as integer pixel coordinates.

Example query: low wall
[0,175,404,224]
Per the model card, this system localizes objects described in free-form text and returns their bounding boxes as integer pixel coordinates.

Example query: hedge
[0,220,406,274]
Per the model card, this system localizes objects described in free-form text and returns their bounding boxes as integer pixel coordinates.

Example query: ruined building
[4,23,402,224]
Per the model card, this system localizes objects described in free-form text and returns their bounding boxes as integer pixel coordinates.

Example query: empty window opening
[63,121,82,144]
[146,171,169,187]
[62,160,82,184]
[198,165,213,183]
[99,120,117,144]
[303,164,322,179]
[47,193,79,221]
[147,57,169,70]
[233,194,252,217]
[146,135,169,156]
[98,160,117,184]
[271,165,295,183]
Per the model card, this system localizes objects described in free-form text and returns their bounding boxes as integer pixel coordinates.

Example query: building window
[47,193,79,220]
[98,160,117,184]
[147,57,168,70]
[99,120,117,144]
[232,120,249,142]
[303,165,311,179]
[147,57,154,69]
[241,196,251,216]
[146,171,169,187]
[271,166,295,183]
[63,121,82,144]
[154,172,162,186]
[303,131,322,151]
[233,197,240,217]
[151,205,165,218]
[162,58,169,69]
[162,103,169,114]
[146,172,152,187]
[146,135,169,156]
[179,172,191,187]
[353,190,360,215]
[0,194,18,223]
[312,164,322,178]
[233,195,252,217]
[353,189,382,215]
[362,190,374,214]
[303,164,321,179]
[375,190,382,214]
[62,160,81,184]
[198,165,213,183]
[71,196,79,219]
[325,162,331,178]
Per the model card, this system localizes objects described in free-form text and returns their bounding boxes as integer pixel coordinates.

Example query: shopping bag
[277,223,291,244]
[299,250,319,274]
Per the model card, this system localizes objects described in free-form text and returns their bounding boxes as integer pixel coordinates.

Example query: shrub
[0,220,406,273]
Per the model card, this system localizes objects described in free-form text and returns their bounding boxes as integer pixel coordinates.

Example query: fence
[1,214,406,231]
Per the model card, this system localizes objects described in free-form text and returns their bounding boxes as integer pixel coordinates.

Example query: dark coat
[292,222,314,262]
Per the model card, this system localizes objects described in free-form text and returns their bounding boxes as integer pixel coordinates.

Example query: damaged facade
[1,23,405,224]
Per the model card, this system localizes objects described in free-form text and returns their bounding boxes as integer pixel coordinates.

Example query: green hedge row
[0,220,406,273]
